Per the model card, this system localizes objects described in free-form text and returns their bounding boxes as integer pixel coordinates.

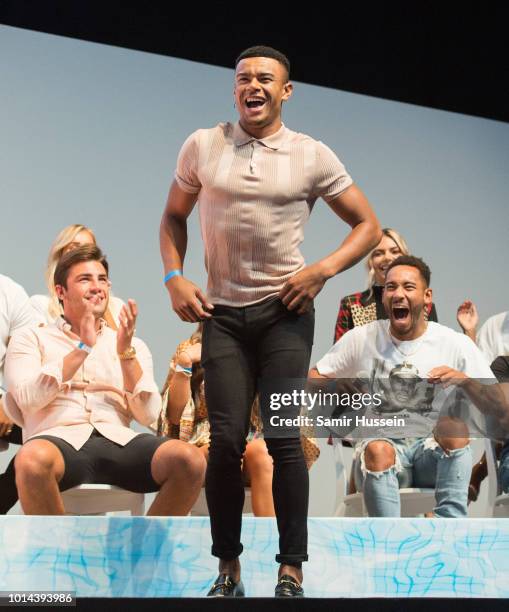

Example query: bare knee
[243,440,273,477]
[435,417,469,449]
[15,441,63,484]
[436,436,469,453]
[364,440,396,472]
[152,440,206,485]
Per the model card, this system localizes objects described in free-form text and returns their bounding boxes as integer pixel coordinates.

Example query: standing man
[160,45,381,597]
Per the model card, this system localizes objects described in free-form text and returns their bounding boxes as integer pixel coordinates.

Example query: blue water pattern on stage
[1,517,509,598]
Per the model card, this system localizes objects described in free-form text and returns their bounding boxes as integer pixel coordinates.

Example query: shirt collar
[232,121,287,150]
[56,316,106,336]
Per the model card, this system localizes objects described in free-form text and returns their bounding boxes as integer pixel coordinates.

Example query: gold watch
[118,346,136,360]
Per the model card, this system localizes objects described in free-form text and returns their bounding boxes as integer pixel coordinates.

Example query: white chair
[191,487,253,516]
[484,438,509,517]
[61,484,145,516]
[333,438,435,517]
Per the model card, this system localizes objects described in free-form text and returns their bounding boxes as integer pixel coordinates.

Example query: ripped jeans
[352,437,471,517]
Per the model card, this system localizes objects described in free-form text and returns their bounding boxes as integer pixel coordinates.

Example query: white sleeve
[29,294,51,325]
[477,314,507,365]
[315,328,360,377]
[9,281,39,333]
[123,338,162,426]
[456,335,497,379]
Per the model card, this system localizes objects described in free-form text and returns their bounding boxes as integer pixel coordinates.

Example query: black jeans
[202,297,314,565]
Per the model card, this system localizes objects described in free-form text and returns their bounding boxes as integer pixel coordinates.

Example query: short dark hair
[386,255,431,287]
[54,244,109,290]
[235,45,290,79]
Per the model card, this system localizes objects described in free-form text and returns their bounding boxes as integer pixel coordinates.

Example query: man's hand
[117,299,138,354]
[457,300,479,336]
[428,366,468,388]
[279,262,329,314]
[0,399,13,437]
[167,276,214,322]
[79,299,98,347]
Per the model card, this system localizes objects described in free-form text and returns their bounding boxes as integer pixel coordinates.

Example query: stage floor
[1,516,509,598]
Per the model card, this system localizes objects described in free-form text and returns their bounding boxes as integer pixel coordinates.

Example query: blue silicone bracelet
[77,341,93,354]
[164,270,182,283]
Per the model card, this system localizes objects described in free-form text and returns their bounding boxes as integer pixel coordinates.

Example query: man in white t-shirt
[310,256,495,517]
[477,312,509,365]
[0,274,38,513]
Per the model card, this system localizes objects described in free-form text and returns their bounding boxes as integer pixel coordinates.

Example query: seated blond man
[4,245,205,515]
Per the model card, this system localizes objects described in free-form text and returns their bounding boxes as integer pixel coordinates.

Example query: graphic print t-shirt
[316,321,495,438]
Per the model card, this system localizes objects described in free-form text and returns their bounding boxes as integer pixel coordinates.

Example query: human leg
[95,432,206,515]
[149,439,205,515]
[255,299,314,583]
[352,438,406,517]
[201,307,257,579]
[0,425,23,514]
[14,435,86,515]
[412,433,471,518]
[242,438,275,517]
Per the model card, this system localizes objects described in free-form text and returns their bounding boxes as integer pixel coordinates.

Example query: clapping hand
[79,298,98,348]
[117,299,137,354]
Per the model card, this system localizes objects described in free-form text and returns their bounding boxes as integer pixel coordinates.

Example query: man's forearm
[160,212,188,273]
[62,349,89,382]
[464,329,477,343]
[167,373,193,425]
[120,358,143,393]
[462,379,509,419]
[8,351,86,415]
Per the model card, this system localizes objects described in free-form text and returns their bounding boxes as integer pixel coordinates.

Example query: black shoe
[275,574,304,598]
[207,574,245,597]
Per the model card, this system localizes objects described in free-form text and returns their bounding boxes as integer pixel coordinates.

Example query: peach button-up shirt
[4,317,162,450]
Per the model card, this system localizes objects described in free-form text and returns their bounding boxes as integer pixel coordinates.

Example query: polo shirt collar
[233,121,287,150]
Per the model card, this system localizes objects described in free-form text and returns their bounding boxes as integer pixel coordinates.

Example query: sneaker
[275,574,304,598]
[207,573,245,597]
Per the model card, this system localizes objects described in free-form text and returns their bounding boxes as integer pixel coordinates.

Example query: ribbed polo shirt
[175,121,353,306]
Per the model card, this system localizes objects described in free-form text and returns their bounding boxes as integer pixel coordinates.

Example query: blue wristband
[175,364,193,376]
[164,269,182,283]
[77,341,93,354]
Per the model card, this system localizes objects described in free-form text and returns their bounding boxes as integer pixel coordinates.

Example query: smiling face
[370,234,403,285]
[234,56,293,138]
[55,260,110,322]
[383,264,432,340]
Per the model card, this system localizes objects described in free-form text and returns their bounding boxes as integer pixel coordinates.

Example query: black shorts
[31,429,168,493]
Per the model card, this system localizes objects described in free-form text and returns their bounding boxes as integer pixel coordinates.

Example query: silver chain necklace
[389,324,428,358]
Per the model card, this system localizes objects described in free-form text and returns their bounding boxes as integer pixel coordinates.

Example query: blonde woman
[30,224,124,329]
[333,228,438,343]
[159,325,319,517]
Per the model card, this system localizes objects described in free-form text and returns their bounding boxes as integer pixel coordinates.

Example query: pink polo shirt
[175,121,353,306]
[4,317,161,450]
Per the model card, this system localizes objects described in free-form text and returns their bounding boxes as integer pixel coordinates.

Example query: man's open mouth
[393,306,410,321]
[245,97,266,109]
